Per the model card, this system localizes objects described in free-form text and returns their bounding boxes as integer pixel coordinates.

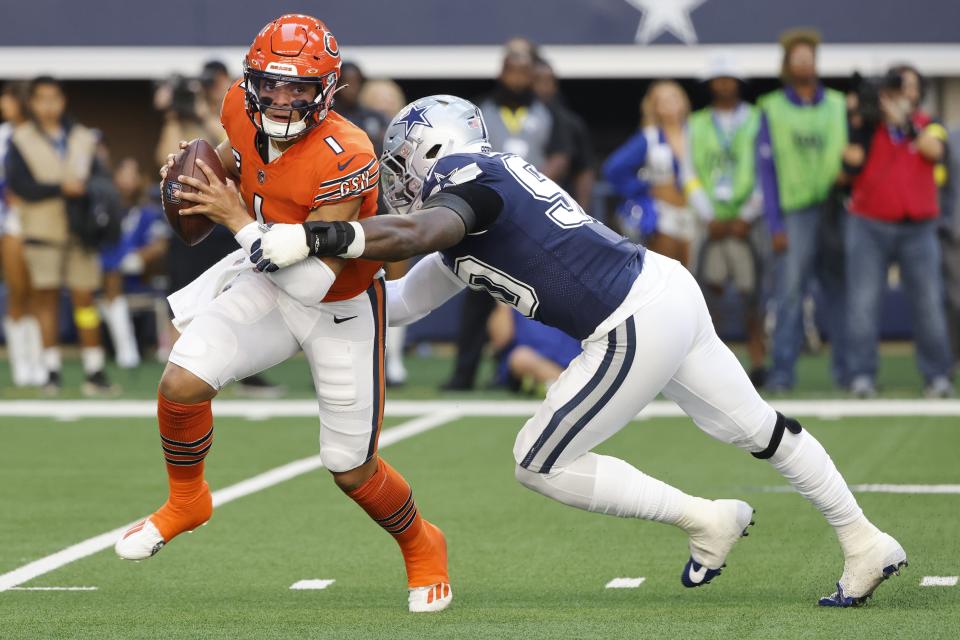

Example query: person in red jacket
[843,65,954,398]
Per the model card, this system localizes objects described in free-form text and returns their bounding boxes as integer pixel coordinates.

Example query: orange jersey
[220,80,383,302]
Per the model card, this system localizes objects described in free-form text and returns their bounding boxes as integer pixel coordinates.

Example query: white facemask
[261,114,308,139]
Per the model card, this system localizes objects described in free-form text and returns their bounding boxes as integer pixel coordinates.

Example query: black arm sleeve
[5,143,63,202]
[423,182,504,234]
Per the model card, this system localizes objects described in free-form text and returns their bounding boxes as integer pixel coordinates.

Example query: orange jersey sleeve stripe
[313,170,381,203]
[316,158,377,188]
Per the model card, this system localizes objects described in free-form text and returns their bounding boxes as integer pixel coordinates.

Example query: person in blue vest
[254,95,907,607]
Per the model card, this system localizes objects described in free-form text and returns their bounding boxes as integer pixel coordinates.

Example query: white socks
[5,316,30,386]
[767,427,881,556]
[44,346,62,374]
[101,297,140,368]
[81,346,106,375]
[835,514,882,557]
[514,427,878,563]
[386,325,407,384]
[515,453,710,532]
[22,316,46,384]
[4,316,46,386]
[768,428,863,528]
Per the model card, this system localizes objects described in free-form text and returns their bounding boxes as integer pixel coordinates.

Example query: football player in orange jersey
[114,14,451,612]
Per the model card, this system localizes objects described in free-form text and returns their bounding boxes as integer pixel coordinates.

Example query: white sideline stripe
[2,399,960,420]
[0,411,460,593]
[605,577,646,589]
[290,579,335,590]
[8,586,98,591]
[760,484,960,494]
[921,576,959,587]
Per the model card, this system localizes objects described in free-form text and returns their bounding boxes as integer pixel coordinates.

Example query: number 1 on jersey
[252,193,266,224]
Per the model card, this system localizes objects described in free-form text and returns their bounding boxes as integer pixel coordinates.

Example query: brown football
[161,138,225,246]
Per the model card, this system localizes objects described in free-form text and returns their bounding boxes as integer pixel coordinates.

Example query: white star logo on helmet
[396,104,432,137]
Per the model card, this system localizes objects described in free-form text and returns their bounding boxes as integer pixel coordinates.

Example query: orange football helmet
[243,14,341,139]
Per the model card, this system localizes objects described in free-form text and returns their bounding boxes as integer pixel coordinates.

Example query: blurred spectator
[200,60,232,115]
[842,66,953,398]
[488,303,581,395]
[99,157,169,368]
[442,48,573,391]
[758,30,848,391]
[503,36,538,59]
[154,64,228,168]
[1,81,46,387]
[604,80,695,266]
[355,78,410,385]
[335,62,389,155]
[532,57,595,209]
[5,76,115,395]
[478,51,571,180]
[359,79,407,124]
[686,55,766,385]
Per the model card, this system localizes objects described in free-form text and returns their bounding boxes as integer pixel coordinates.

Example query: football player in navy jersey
[254,95,905,607]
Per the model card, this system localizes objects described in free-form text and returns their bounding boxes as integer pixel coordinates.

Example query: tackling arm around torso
[342,204,468,262]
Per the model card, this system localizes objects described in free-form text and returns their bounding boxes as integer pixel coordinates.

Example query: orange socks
[151,392,214,541]
[348,457,448,587]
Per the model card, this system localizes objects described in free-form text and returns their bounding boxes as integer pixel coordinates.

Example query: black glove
[303,220,355,258]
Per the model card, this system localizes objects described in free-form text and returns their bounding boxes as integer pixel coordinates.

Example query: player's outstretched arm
[254,204,468,270]
[342,206,468,262]
[255,182,502,270]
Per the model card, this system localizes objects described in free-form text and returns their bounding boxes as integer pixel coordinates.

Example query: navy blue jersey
[421,152,645,340]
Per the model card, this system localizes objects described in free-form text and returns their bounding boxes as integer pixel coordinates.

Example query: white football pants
[169,269,387,472]
[514,251,776,473]
[514,251,862,529]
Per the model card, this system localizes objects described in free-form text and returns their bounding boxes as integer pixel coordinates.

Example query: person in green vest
[757,30,848,392]
[685,55,766,387]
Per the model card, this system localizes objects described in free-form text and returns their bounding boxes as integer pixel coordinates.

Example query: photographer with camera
[843,65,953,398]
[153,63,227,168]
[4,76,116,395]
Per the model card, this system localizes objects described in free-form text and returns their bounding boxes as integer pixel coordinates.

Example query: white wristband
[234,222,262,254]
[340,221,366,258]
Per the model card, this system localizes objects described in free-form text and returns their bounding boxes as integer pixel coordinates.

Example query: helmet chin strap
[262,114,308,139]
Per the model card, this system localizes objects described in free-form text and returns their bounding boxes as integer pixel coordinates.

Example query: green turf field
[0,345,956,400]
[1,410,958,639]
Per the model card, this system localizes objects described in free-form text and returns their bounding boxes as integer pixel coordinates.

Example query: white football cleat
[681,499,755,587]
[819,531,907,607]
[115,518,166,560]
[408,583,453,613]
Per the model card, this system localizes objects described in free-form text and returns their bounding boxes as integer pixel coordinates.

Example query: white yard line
[289,579,336,590]
[1,398,960,420]
[920,576,958,587]
[759,484,960,494]
[0,410,461,593]
[605,577,646,588]
[8,586,98,591]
